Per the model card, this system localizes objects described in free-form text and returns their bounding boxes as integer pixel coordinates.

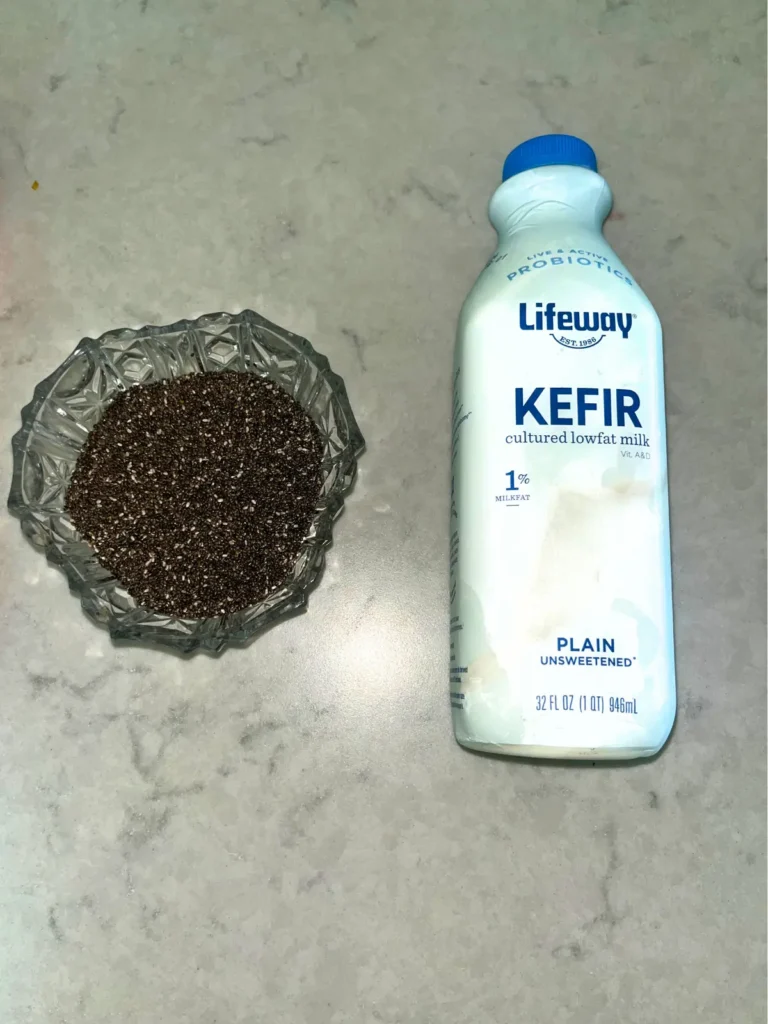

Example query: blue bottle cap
[502,134,598,181]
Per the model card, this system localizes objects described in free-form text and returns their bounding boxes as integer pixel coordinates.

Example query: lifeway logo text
[519,301,634,346]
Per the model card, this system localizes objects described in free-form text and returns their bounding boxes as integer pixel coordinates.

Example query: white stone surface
[0,1,764,1021]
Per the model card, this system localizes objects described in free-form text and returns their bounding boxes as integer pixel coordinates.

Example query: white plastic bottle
[450,134,675,759]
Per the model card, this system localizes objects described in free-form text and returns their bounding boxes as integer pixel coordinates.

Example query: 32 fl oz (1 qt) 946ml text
[535,694,639,715]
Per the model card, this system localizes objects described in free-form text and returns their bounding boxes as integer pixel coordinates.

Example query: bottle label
[451,271,675,754]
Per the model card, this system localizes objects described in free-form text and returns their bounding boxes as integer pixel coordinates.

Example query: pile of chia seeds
[65,371,324,619]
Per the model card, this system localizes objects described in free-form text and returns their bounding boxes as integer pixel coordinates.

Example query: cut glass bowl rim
[8,309,365,655]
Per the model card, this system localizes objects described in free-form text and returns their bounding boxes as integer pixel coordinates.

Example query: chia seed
[65,371,324,619]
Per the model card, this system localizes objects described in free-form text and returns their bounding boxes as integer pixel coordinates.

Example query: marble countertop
[0,1,764,1021]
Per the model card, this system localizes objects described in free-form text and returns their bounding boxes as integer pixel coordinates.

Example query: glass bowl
[8,310,364,654]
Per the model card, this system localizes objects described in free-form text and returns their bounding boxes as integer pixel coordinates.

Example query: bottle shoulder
[459,243,660,337]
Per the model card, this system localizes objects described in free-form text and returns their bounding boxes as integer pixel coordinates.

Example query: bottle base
[457,737,664,761]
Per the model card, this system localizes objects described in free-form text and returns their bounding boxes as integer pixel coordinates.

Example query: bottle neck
[489,166,613,242]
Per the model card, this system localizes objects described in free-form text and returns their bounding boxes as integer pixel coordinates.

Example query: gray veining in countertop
[0,1,765,1021]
